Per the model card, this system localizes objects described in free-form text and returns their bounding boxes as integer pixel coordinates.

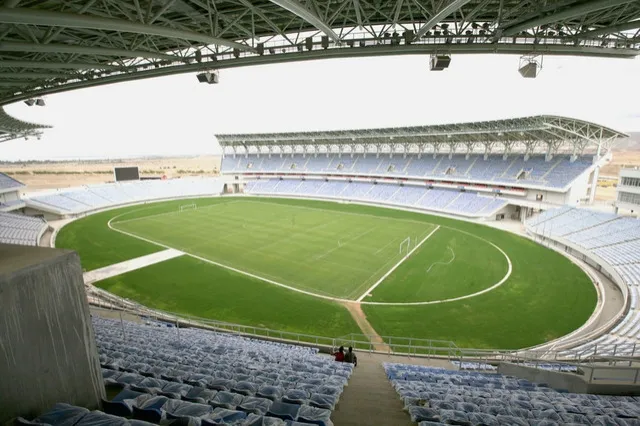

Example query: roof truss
[216,115,627,155]
[0,0,638,105]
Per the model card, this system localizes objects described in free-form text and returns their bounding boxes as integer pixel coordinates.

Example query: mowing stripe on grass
[108,206,512,306]
[110,200,243,225]
[107,214,357,303]
[111,199,436,299]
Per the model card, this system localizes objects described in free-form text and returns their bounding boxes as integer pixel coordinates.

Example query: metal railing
[87,287,640,364]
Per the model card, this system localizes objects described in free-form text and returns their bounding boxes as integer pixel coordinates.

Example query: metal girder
[0,60,120,69]
[266,0,341,42]
[501,0,637,37]
[0,41,177,60]
[0,7,255,52]
[215,116,627,153]
[414,0,473,40]
[0,72,67,79]
[0,0,639,106]
[578,20,640,39]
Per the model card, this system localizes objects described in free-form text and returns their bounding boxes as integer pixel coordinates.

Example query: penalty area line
[355,225,440,302]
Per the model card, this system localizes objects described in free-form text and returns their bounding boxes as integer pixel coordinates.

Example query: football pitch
[110,200,438,300]
[58,196,597,349]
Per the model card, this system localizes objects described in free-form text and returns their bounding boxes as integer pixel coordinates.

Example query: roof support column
[589,165,600,205]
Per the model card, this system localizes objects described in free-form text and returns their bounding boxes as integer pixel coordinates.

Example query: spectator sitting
[333,346,345,362]
[344,346,357,367]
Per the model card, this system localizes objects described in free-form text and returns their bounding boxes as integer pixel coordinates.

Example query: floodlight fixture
[430,54,451,71]
[35,98,45,107]
[24,99,35,106]
[196,71,219,84]
[519,54,543,78]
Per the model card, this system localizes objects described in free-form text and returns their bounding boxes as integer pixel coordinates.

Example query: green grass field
[110,200,436,299]
[367,226,508,302]
[57,196,597,349]
[96,255,360,337]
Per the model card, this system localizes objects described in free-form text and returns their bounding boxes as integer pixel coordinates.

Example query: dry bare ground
[596,150,640,201]
[1,155,221,193]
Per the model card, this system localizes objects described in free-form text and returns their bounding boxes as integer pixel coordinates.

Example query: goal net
[179,203,197,212]
[399,236,411,256]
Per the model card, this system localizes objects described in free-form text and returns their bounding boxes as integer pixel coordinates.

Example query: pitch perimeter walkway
[83,249,184,284]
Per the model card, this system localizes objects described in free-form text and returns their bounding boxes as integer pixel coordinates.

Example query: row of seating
[451,361,577,373]
[385,364,640,425]
[526,207,640,357]
[0,211,47,246]
[244,179,507,217]
[222,154,594,189]
[16,401,310,425]
[27,178,223,214]
[93,316,351,425]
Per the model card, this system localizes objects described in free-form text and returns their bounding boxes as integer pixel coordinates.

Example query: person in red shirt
[333,346,345,362]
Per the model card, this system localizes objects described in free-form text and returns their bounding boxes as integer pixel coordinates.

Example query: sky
[1,53,639,161]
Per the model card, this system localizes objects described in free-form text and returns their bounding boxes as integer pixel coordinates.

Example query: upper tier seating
[244,179,507,218]
[223,154,594,189]
[526,208,640,357]
[27,178,223,214]
[385,364,640,425]
[0,211,47,246]
[91,316,350,426]
[0,172,25,191]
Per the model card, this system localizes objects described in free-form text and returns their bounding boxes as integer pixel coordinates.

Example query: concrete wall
[0,244,104,422]
[499,362,590,393]
[498,362,640,396]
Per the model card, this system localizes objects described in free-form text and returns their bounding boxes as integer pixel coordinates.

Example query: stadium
[1,1,640,425]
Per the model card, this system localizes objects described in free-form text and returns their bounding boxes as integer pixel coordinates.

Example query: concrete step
[331,353,413,426]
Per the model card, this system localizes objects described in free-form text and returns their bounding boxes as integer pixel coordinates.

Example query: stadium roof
[0,1,639,106]
[0,107,50,143]
[216,115,628,154]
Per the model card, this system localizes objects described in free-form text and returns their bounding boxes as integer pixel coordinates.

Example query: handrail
[87,286,639,364]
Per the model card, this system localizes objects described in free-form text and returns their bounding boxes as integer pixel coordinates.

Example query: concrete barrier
[0,244,104,422]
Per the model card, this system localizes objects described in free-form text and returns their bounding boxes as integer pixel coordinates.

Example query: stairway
[331,353,413,426]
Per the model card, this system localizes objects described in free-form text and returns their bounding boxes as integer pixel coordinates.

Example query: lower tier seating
[245,179,507,218]
[0,211,47,246]
[90,316,352,425]
[27,178,223,214]
[526,207,640,356]
[385,364,640,425]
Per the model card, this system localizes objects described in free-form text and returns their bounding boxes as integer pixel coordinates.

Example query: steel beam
[0,7,255,52]
[0,41,177,60]
[266,0,341,42]
[0,72,68,79]
[352,0,363,28]
[2,41,638,107]
[578,20,640,39]
[414,0,473,40]
[501,0,637,37]
[0,60,120,69]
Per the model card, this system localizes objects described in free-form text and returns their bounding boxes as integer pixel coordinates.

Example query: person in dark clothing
[333,346,345,362]
[344,346,357,366]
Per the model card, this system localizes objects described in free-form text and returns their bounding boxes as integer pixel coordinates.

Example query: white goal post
[179,203,197,212]
[399,236,411,256]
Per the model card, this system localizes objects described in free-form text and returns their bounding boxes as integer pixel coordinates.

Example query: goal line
[179,203,197,212]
